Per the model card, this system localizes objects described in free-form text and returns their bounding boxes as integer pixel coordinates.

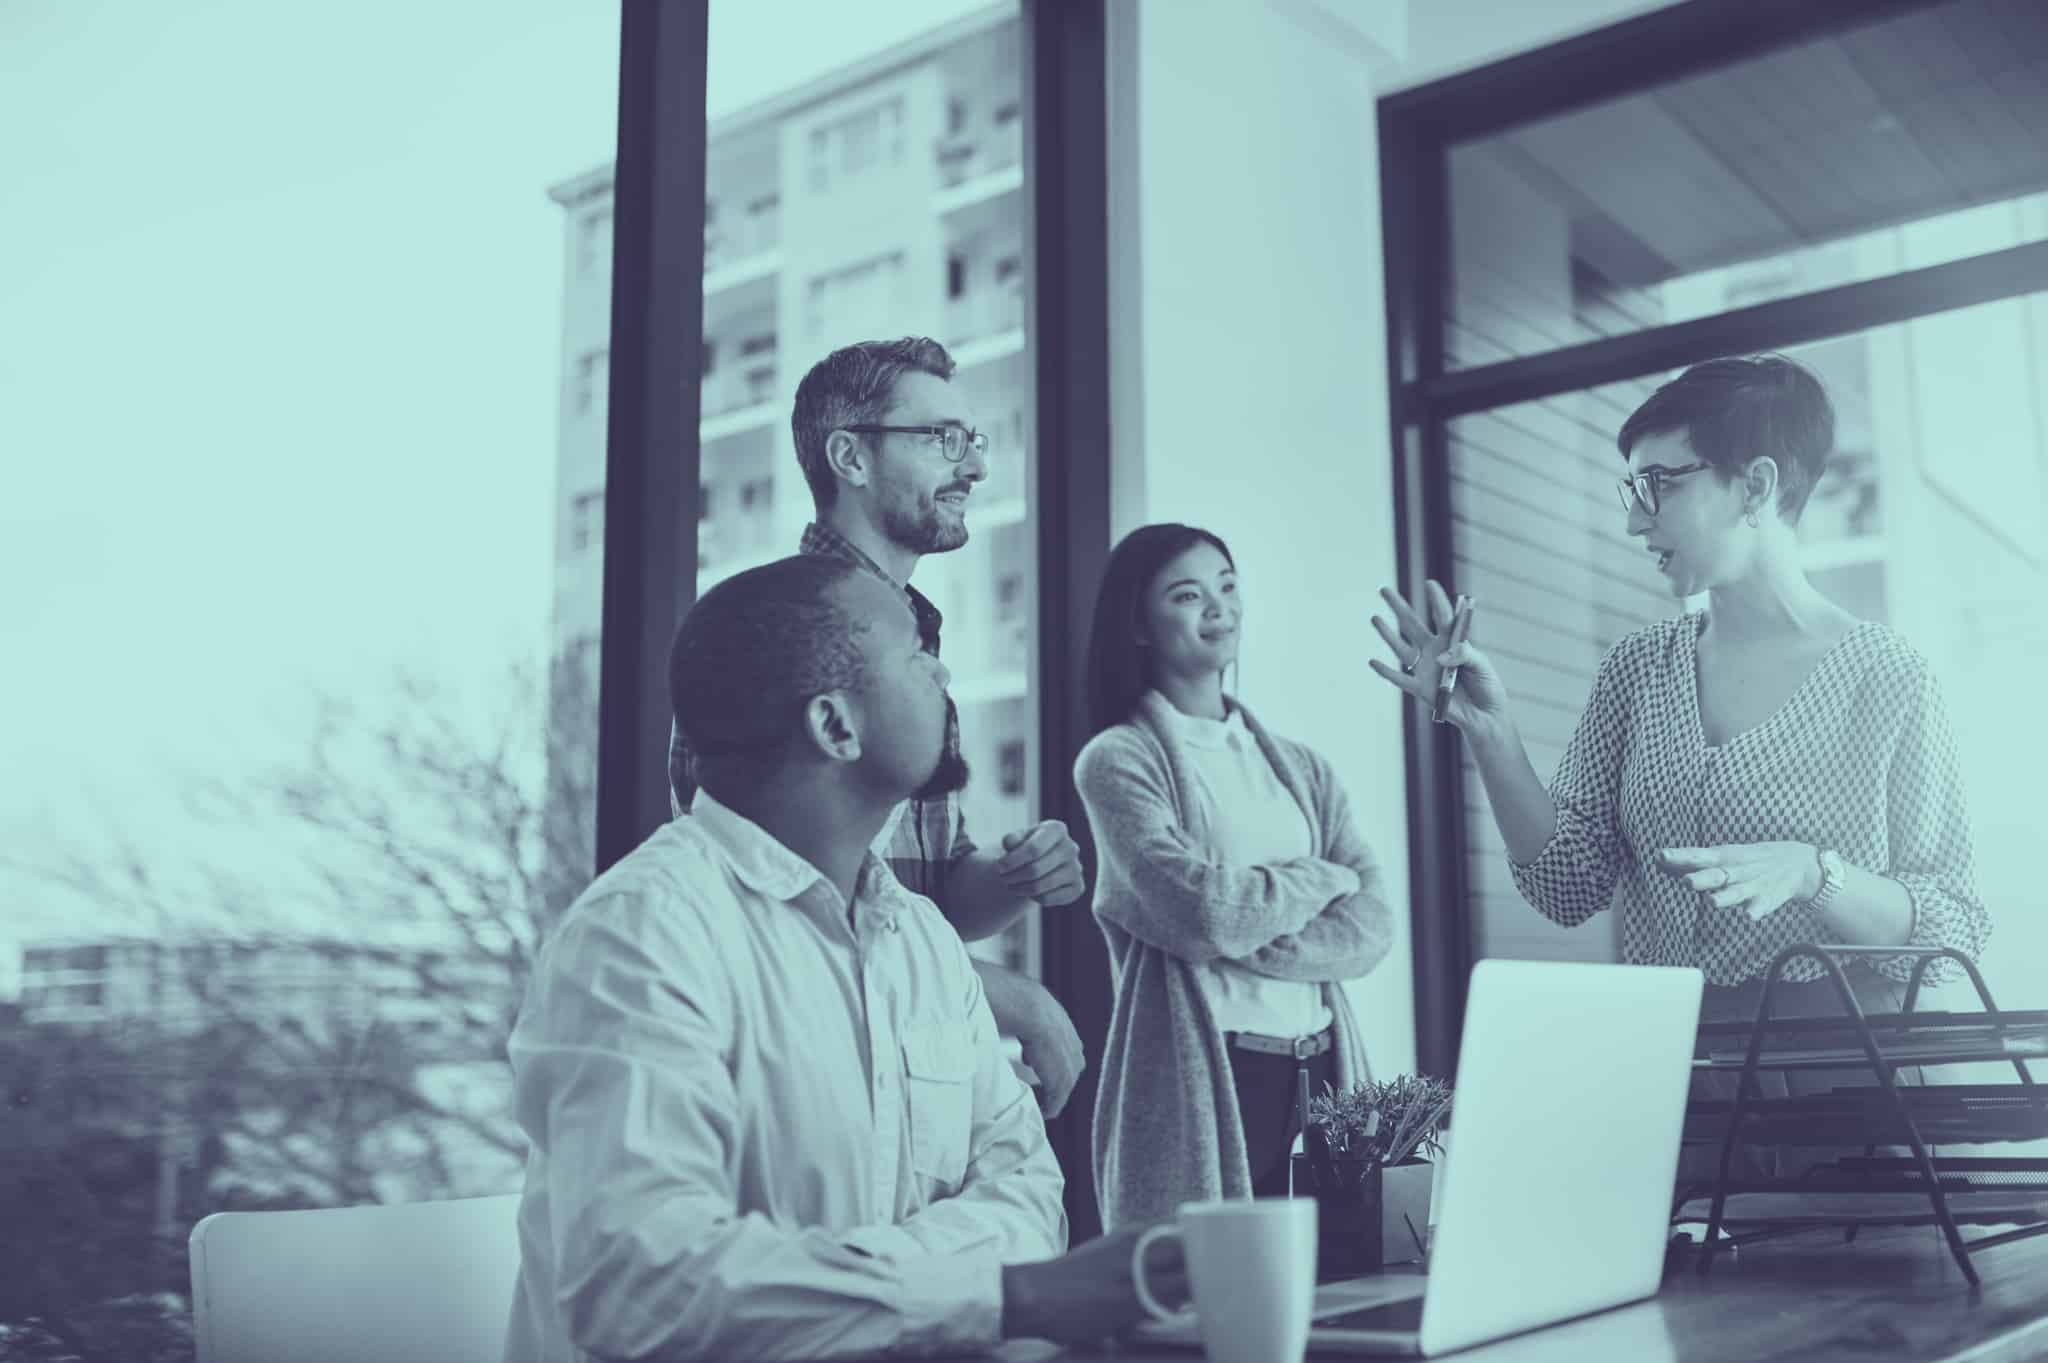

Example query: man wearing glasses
[670,336,1090,1118]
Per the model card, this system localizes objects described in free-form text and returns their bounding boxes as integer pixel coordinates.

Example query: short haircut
[1084,523,1236,735]
[1617,354,1835,523]
[669,555,870,793]
[790,337,957,510]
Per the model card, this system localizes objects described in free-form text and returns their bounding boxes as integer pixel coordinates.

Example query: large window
[690,0,1042,979]
[1384,0,2048,1070]
[1,6,619,1356]
[1443,1,2048,372]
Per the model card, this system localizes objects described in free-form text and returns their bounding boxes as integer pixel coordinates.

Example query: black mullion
[1425,238,2048,420]
[1023,0,1113,1245]
[595,1,707,873]
[1379,0,1931,146]
[1383,0,1997,1086]
[1382,98,1474,1080]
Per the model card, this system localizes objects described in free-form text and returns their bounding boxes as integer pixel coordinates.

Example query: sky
[0,0,998,956]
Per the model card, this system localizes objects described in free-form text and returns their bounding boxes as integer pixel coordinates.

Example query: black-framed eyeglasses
[1616,462,1711,515]
[840,423,989,464]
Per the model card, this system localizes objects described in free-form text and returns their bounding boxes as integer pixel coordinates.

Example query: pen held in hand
[1433,595,1475,725]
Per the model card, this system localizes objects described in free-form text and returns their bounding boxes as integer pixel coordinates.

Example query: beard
[913,697,971,800]
[881,488,969,555]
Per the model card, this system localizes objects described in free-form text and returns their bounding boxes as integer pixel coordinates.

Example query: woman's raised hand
[1368,579,1509,732]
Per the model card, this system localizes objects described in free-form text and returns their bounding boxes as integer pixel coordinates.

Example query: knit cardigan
[1074,692,1394,1230]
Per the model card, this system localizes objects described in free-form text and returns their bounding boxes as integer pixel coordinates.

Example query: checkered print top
[668,523,974,902]
[1509,613,1989,986]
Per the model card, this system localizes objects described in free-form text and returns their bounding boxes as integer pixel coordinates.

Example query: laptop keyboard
[1314,1297,1427,1333]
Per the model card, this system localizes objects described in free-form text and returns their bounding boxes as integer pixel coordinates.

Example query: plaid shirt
[669,522,976,904]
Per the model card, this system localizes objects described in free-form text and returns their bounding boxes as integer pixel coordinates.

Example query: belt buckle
[1292,1035,1316,1061]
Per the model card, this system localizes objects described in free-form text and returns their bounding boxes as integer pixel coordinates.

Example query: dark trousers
[1229,1041,1338,1198]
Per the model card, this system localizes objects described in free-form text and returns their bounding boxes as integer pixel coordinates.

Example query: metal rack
[1681,943,2048,1287]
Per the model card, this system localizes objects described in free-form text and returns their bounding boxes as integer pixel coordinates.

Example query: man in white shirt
[505,555,1184,1362]
[670,337,1090,1122]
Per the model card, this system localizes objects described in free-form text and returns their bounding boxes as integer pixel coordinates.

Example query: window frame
[1378,0,2048,1077]
[596,0,1114,1239]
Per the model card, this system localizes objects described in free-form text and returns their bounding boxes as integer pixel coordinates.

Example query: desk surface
[952,1223,2048,1363]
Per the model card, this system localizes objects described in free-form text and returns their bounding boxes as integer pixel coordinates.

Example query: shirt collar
[800,521,945,653]
[1144,690,1245,751]
[800,520,903,590]
[692,789,900,916]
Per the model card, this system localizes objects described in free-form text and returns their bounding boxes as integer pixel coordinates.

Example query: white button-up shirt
[503,794,1067,1363]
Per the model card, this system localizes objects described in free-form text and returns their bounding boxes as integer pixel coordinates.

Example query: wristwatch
[1807,847,1846,916]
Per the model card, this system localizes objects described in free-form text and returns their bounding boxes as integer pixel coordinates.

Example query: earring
[1745,507,1761,528]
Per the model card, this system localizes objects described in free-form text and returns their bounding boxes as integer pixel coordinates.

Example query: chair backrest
[189,1193,522,1363]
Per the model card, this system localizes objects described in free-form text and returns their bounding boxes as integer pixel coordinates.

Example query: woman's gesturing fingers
[1367,655,1433,700]
[1378,585,1432,644]
[1424,578,1457,633]
[1371,614,1421,670]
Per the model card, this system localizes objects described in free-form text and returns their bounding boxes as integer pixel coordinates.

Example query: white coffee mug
[1132,1197,1318,1363]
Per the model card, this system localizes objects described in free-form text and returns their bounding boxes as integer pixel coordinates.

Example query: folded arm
[1233,756,1394,983]
[1074,734,1359,963]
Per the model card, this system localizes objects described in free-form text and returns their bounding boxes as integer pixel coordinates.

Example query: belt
[1229,1026,1333,1060]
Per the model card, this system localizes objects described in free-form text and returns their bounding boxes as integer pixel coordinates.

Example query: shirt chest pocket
[901,1021,976,1188]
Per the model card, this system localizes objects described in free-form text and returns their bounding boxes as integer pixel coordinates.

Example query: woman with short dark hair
[1371,355,1989,1151]
[1076,523,1394,1229]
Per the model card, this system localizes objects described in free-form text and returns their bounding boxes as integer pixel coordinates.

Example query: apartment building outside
[1449,120,2047,995]
[16,936,505,1049]
[544,5,1039,974]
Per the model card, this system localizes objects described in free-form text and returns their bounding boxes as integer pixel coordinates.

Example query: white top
[1152,696,1333,1038]
[503,794,1067,1363]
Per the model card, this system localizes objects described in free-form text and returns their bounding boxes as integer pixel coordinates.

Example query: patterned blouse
[1509,613,1989,986]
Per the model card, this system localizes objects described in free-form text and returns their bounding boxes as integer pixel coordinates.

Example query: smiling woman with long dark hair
[1074,523,1394,1230]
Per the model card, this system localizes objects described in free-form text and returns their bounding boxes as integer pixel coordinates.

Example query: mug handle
[1131,1223,1185,1322]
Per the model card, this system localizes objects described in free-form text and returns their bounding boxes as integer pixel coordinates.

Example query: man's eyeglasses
[1616,462,1711,516]
[840,424,989,464]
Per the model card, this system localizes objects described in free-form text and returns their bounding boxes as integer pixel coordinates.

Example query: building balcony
[949,325,1025,371]
[935,123,1022,191]
[700,401,779,444]
[698,505,781,585]
[704,210,782,276]
[935,161,1023,218]
[947,282,1025,345]
[701,367,779,434]
[704,248,782,301]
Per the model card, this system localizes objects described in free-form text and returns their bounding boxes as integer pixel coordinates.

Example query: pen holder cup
[1291,1154,1434,1280]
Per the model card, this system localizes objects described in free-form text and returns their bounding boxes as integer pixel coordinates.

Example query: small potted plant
[1294,1074,1452,1277]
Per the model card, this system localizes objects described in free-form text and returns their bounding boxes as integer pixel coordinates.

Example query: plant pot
[1292,1153,1434,1280]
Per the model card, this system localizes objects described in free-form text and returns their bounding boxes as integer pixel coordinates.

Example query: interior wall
[1389,0,1680,92]
[1109,0,1414,1073]
[1101,0,1695,1077]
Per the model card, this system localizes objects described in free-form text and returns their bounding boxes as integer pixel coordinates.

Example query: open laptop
[1137,959,1703,1356]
